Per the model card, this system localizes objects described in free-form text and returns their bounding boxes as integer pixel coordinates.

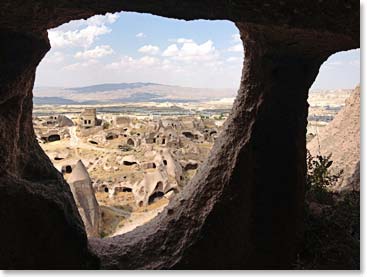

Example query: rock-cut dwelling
[80,108,97,128]
[67,160,101,237]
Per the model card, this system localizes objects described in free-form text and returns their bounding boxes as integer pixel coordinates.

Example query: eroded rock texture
[308,86,360,191]
[0,31,99,269]
[0,0,359,269]
[68,160,101,237]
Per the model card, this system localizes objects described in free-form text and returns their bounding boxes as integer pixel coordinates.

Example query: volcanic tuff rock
[0,0,359,270]
[67,160,101,237]
[308,86,360,191]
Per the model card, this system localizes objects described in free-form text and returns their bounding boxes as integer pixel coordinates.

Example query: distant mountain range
[69,82,159,93]
[33,82,236,105]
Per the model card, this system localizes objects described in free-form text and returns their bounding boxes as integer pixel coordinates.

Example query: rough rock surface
[67,160,101,237]
[0,0,359,270]
[308,86,360,191]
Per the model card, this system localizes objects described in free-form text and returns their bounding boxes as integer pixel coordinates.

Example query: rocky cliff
[308,86,360,191]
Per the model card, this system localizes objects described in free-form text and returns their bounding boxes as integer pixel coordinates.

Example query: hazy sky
[35,12,360,90]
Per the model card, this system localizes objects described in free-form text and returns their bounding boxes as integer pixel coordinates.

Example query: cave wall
[0,0,359,269]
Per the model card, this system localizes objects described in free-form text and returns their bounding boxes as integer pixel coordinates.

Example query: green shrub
[306,151,343,204]
[102,122,110,129]
[296,152,359,269]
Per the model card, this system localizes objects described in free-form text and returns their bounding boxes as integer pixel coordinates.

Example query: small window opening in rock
[65,165,72,174]
[155,181,164,191]
[48,134,61,142]
[122,187,132,192]
[104,187,109,193]
[163,160,168,166]
[123,160,137,166]
[182,131,194,139]
[127,138,135,146]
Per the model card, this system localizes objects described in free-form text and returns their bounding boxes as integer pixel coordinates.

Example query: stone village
[33,108,226,237]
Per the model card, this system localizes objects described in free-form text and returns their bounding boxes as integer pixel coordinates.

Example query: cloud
[169,38,194,44]
[231,34,241,42]
[228,43,243,53]
[136,32,146,38]
[177,38,194,43]
[106,55,160,70]
[48,13,119,48]
[86,13,119,26]
[139,56,160,66]
[226,56,242,63]
[74,45,114,59]
[162,44,179,57]
[62,59,99,71]
[43,51,65,64]
[227,33,243,53]
[162,40,218,62]
[138,45,160,55]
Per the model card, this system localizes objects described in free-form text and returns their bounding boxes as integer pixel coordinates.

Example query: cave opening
[126,138,135,146]
[32,11,242,242]
[48,134,61,142]
[0,0,358,270]
[123,160,137,166]
[148,191,164,205]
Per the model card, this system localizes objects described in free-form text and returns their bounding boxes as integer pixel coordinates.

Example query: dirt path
[111,203,168,237]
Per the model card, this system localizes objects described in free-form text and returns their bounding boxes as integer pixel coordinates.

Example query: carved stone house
[79,108,97,128]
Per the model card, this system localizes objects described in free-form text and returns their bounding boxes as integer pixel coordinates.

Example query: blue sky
[35,12,360,90]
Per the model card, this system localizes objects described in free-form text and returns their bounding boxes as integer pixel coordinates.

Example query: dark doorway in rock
[182,131,195,139]
[65,165,72,174]
[48,134,61,142]
[155,181,164,191]
[127,138,134,146]
[148,191,164,205]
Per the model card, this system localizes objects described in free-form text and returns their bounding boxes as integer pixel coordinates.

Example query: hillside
[307,85,360,191]
[34,82,236,104]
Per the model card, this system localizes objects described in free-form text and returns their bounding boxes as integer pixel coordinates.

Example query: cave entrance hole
[34,11,242,239]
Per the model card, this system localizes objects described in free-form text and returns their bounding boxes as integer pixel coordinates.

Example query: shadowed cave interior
[0,0,359,270]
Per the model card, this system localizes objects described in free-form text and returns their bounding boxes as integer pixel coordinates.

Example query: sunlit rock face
[308,86,360,191]
[67,160,101,237]
[0,0,359,270]
[132,149,182,206]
